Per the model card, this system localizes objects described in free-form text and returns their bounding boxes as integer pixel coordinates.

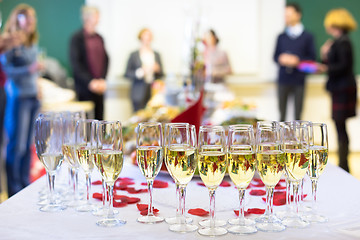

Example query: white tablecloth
[0,162,360,240]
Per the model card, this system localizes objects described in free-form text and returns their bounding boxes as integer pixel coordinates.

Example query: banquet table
[0,161,360,240]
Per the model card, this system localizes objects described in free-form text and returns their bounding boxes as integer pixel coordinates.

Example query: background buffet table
[0,161,359,239]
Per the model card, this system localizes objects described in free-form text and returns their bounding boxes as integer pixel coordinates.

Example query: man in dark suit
[69,6,108,120]
[274,3,316,121]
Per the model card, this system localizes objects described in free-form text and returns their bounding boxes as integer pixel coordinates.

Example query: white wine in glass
[136,122,164,224]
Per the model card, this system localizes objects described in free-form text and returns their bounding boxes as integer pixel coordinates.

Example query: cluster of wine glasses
[34,114,329,236]
[35,112,126,227]
[136,121,329,236]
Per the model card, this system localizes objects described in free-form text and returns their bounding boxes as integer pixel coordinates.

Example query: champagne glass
[75,119,98,212]
[95,121,126,227]
[62,114,84,207]
[255,121,286,232]
[164,123,192,225]
[303,123,328,223]
[165,124,198,232]
[34,115,67,212]
[197,126,228,237]
[281,121,310,228]
[136,122,164,224]
[227,124,257,234]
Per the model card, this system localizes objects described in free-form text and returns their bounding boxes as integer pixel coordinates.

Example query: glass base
[39,204,67,212]
[66,199,85,208]
[169,223,198,233]
[302,213,328,223]
[137,215,164,224]
[228,217,256,226]
[165,216,193,224]
[92,207,119,217]
[199,219,227,227]
[38,197,62,206]
[228,225,257,234]
[282,216,310,228]
[96,218,126,227]
[76,203,96,212]
[276,209,295,220]
[198,227,227,236]
[255,215,286,232]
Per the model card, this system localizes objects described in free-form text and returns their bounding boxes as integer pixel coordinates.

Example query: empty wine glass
[94,121,126,227]
[165,124,198,232]
[197,125,228,237]
[34,115,66,212]
[255,121,286,232]
[303,123,329,223]
[227,124,257,234]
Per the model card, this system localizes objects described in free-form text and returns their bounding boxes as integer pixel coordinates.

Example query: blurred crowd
[0,2,357,196]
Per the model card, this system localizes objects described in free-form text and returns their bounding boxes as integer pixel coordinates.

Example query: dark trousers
[0,87,6,193]
[335,119,349,172]
[78,93,104,120]
[278,84,305,121]
[5,96,40,196]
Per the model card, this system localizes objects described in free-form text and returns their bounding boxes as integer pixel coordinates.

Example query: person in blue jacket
[274,3,316,121]
[1,4,42,196]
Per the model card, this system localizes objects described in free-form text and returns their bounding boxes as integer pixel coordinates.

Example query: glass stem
[311,178,318,212]
[102,179,107,207]
[179,185,186,224]
[147,180,154,216]
[238,188,246,224]
[85,173,91,204]
[265,187,274,218]
[285,178,290,210]
[209,189,216,229]
[107,184,115,218]
[293,182,300,215]
[176,183,180,217]
[300,178,304,202]
[73,169,79,200]
[48,173,56,205]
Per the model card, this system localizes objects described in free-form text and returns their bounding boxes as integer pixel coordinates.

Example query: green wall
[287,0,360,75]
[0,0,85,75]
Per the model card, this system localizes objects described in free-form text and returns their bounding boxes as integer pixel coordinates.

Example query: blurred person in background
[0,4,42,196]
[125,28,164,112]
[203,29,232,83]
[69,6,108,120]
[318,8,357,172]
[274,3,316,121]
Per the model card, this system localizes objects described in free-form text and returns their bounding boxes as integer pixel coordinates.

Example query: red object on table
[234,208,265,216]
[249,189,266,196]
[220,181,231,187]
[188,208,209,217]
[141,180,168,188]
[92,180,102,185]
[136,204,159,216]
[171,91,205,133]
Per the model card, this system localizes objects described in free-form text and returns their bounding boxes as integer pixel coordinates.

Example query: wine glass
[136,122,164,224]
[197,125,228,237]
[164,123,192,225]
[255,121,286,232]
[62,113,84,207]
[281,121,310,228]
[75,119,98,212]
[227,124,257,234]
[165,124,198,232]
[34,115,67,212]
[303,123,328,223]
[94,121,126,227]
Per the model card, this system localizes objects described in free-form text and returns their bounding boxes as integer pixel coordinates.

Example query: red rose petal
[127,197,141,204]
[114,184,128,191]
[234,210,240,216]
[126,187,148,194]
[275,185,287,190]
[92,180,102,185]
[92,192,103,200]
[220,181,231,187]
[279,179,286,183]
[252,178,263,183]
[249,189,266,196]
[197,182,206,187]
[141,180,169,188]
[247,208,265,215]
[113,201,128,208]
[188,208,209,217]
[113,195,128,201]
[136,203,148,211]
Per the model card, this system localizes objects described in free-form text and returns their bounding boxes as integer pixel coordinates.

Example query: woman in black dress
[319,8,357,172]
